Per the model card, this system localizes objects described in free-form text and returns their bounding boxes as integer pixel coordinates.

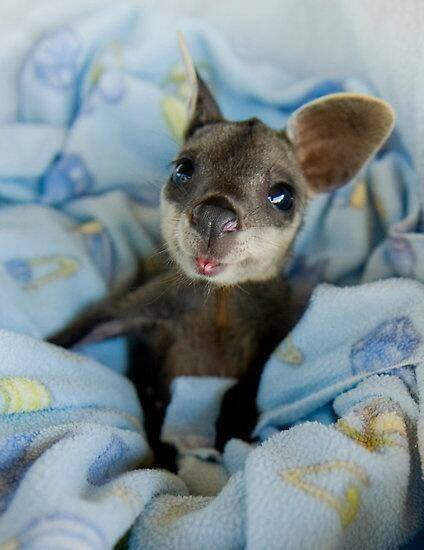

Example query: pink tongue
[195,257,219,274]
[203,261,217,274]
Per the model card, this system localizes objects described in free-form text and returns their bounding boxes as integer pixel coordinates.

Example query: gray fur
[49,45,394,455]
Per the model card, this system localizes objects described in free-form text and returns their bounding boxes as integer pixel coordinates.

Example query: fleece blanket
[0,4,424,549]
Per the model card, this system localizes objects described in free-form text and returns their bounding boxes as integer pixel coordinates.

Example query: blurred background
[1,0,423,197]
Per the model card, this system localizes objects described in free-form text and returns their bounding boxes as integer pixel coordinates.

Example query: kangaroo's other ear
[178,32,222,139]
[286,93,395,194]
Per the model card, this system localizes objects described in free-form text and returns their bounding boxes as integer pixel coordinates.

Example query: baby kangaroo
[49,36,394,455]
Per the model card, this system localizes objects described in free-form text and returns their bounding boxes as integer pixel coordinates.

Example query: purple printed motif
[33,28,81,89]
[0,434,33,514]
[87,435,129,486]
[16,513,105,549]
[384,236,416,278]
[350,317,421,375]
[40,154,95,205]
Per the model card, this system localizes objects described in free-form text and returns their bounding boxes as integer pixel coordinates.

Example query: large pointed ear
[286,93,395,194]
[178,32,222,139]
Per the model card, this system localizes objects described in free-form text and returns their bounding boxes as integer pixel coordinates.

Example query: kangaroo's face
[161,36,395,286]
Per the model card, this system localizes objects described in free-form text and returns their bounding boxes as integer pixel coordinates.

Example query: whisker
[235,283,250,296]
[173,181,189,198]
[139,268,190,307]
[251,235,282,250]
[201,281,212,306]
[145,245,169,261]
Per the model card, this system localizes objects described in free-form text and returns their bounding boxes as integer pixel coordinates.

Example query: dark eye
[172,160,194,185]
[267,183,294,211]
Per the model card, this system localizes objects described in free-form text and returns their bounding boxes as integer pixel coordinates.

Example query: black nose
[191,197,238,245]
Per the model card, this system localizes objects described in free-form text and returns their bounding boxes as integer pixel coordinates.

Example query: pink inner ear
[290,96,394,194]
[294,107,369,193]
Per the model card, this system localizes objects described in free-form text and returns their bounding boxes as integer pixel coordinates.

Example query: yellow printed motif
[4,255,80,291]
[89,42,124,89]
[161,63,189,143]
[349,180,385,217]
[336,398,407,452]
[350,181,367,208]
[275,334,303,365]
[162,96,188,143]
[0,377,52,414]
[0,539,18,550]
[281,460,369,529]
[97,483,143,514]
[161,61,211,143]
[72,220,104,235]
[26,256,79,290]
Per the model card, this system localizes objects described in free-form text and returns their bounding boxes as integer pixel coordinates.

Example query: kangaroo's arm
[47,271,184,349]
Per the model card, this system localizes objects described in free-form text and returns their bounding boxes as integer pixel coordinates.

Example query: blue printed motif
[17,513,106,549]
[32,28,81,89]
[4,259,32,285]
[81,223,117,286]
[87,435,129,486]
[384,236,416,278]
[82,68,126,115]
[350,317,421,375]
[331,182,354,207]
[0,434,34,514]
[96,69,126,103]
[40,154,95,204]
[0,434,33,472]
[391,365,417,392]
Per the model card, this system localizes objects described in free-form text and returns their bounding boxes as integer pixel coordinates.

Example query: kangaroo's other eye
[172,160,194,185]
[267,183,294,211]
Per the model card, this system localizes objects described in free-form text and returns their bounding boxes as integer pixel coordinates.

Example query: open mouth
[194,256,224,277]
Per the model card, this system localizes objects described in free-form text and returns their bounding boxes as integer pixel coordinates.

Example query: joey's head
[161,36,395,286]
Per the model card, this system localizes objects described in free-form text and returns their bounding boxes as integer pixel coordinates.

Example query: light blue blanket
[0,4,423,549]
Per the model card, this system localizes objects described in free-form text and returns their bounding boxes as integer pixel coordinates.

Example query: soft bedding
[0,4,423,549]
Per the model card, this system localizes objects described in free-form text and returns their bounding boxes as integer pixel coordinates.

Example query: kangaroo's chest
[171,306,258,378]
[148,284,292,393]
